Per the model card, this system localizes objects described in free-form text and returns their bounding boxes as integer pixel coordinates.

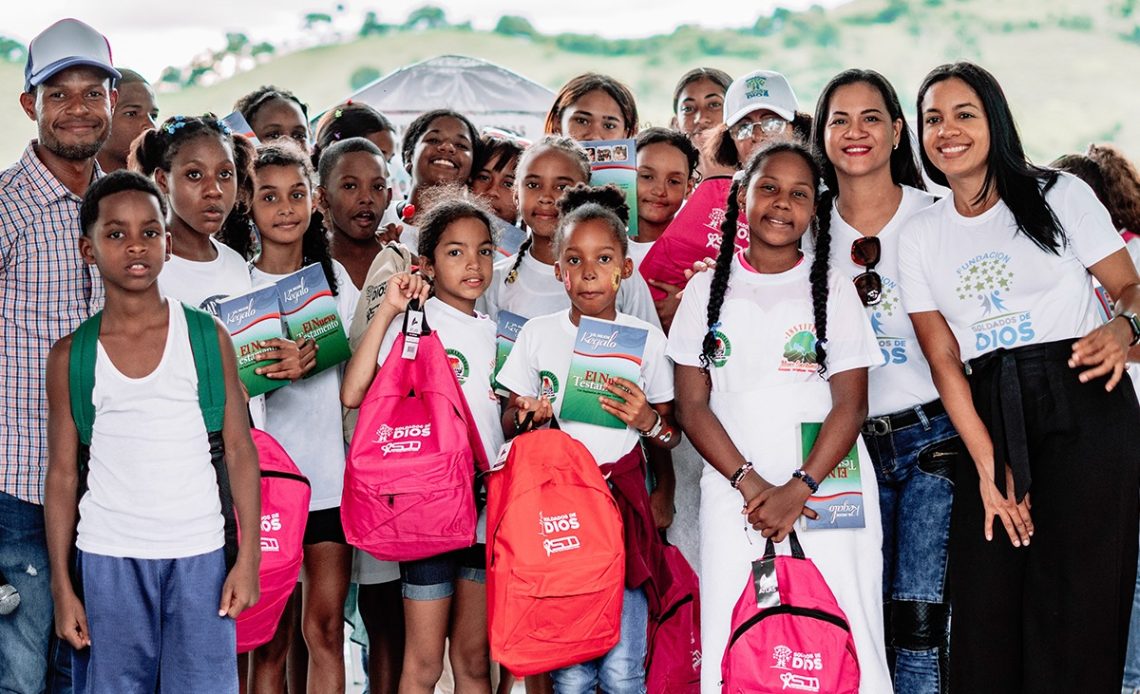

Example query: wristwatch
[1115,308,1140,346]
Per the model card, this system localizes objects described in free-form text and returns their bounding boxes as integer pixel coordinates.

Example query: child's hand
[218,557,260,619]
[53,588,90,649]
[296,337,318,375]
[683,257,716,281]
[381,272,432,316]
[600,377,656,432]
[745,480,818,542]
[514,395,552,430]
[254,337,307,381]
[649,487,675,530]
[378,222,403,245]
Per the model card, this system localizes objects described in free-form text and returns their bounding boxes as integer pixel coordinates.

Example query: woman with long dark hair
[898,61,1140,692]
[810,68,956,694]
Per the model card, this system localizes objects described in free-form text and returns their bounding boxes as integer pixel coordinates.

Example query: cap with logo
[723,70,798,127]
[24,18,120,92]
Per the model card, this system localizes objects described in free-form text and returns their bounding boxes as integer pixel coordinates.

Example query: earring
[893,141,899,150]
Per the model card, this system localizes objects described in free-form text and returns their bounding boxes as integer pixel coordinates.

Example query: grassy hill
[2,0,1139,164]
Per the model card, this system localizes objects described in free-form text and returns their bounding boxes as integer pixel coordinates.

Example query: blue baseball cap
[25,19,120,92]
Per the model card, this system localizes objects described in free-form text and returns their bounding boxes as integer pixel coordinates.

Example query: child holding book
[629,127,698,270]
[342,190,502,694]
[667,142,891,693]
[497,184,680,694]
[220,142,361,694]
[44,170,262,693]
[482,136,659,328]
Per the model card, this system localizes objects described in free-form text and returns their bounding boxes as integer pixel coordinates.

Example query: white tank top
[76,300,225,559]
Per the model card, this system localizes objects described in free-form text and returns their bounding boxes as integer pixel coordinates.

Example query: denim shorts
[400,545,485,601]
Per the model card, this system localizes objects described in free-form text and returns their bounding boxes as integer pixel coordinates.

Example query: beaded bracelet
[792,468,820,494]
[729,462,753,489]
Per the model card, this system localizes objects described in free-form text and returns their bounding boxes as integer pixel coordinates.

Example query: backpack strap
[68,311,103,448]
[182,304,226,433]
[762,531,805,561]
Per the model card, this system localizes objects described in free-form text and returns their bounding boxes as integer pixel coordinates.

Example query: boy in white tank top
[43,171,262,693]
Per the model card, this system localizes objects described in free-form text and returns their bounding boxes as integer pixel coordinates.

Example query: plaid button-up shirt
[0,142,103,504]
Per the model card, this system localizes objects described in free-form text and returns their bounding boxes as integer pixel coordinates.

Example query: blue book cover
[579,138,638,238]
[217,284,287,397]
[495,310,528,396]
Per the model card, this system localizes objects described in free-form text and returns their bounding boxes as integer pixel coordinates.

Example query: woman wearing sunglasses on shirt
[897,62,1140,693]
[807,69,956,694]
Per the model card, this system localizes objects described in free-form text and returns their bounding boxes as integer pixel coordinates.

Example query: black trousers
[949,340,1140,694]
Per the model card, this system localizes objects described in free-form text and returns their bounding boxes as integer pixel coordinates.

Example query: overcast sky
[9,0,846,80]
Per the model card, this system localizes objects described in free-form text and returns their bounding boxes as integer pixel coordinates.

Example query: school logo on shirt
[955,251,1035,351]
[199,294,227,317]
[779,324,819,373]
[710,330,732,368]
[869,278,908,365]
[539,370,560,402]
[446,348,469,384]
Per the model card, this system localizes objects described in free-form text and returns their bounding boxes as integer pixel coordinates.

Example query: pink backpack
[721,532,860,694]
[646,543,701,693]
[237,429,311,653]
[342,301,488,562]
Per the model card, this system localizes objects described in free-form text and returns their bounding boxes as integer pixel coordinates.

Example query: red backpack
[236,429,311,653]
[342,301,488,562]
[647,542,701,693]
[484,423,625,676]
[721,532,860,694]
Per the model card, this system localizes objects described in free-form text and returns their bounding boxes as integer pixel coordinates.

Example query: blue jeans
[551,587,647,694]
[864,407,958,694]
[0,491,55,694]
[1124,537,1140,693]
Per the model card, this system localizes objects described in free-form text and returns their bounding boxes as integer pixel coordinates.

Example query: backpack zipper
[728,605,849,648]
[261,470,311,486]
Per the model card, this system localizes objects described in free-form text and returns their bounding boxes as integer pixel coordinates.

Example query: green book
[799,422,865,530]
[494,310,528,396]
[580,138,638,238]
[560,317,648,429]
[276,263,351,376]
[217,284,288,397]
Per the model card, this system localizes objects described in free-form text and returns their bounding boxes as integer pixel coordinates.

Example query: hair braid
[505,235,532,284]
[700,179,742,371]
[810,189,834,376]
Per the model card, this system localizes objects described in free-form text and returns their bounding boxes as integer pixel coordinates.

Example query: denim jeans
[0,491,54,694]
[864,408,958,694]
[1124,537,1140,694]
[551,588,647,694]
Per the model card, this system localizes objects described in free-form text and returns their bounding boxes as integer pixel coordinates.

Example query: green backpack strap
[68,311,103,447]
[182,304,226,433]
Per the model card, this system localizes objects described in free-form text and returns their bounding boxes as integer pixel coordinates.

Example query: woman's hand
[600,377,656,432]
[981,465,1033,547]
[1070,316,1132,391]
[745,479,818,542]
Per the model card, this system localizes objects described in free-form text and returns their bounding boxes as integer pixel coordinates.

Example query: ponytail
[810,190,834,375]
[699,179,741,371]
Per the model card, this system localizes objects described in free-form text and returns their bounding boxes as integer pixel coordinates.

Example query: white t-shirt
[480,249,661,329]
[399,223,420,254]
[158,238,267,428]
[78,300,224,559]
[667,252,882,386]
[628,239,654,270]
[252,261,359,511]
[496,309,673,466]
[898,173,1124,362]
[377,297,502,543]
[810,186,940,416]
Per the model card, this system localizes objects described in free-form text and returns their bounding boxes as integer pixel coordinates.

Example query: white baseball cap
[723,70,798,127]
[24,19,119,92]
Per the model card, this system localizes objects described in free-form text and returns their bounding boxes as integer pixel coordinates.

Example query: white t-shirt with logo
[480,249,661,329]
[808,186,940,416]
[667,252,882,386]
[496,309,673,466]
[898,173,1124,362]
[252,261,359,511]
[157,238,266,428]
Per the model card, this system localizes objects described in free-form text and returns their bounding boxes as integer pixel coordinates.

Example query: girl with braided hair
[808,69,953,694]
[668,141,890,693]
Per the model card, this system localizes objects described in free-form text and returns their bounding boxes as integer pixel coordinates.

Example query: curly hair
[700,142,826,374]
[1086,143,1140,233]
[552,183,629,257]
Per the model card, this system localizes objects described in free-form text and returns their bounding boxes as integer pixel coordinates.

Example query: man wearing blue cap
[0,18,118,694]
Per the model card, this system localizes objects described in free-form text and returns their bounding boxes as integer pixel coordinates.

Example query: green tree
[494,15,537,37]
[360,11,389,37]
[304,13,333,29]
[404,5,447,29]
[350,66,382,90]
[224,32,249,55]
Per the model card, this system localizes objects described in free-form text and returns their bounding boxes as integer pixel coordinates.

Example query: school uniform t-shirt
[806,186,940,415]
[898,173,1124,362]
[628,239,654,270]
[667,252,882,386]
[158,238,266,428]
[497,310,673,465]
[252,261,360,511]
[480,249,661,329]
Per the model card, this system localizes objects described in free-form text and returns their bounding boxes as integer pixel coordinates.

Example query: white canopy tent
[338,54,555,141]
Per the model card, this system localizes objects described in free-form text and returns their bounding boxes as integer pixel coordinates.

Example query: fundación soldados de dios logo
[955,251,1034,351]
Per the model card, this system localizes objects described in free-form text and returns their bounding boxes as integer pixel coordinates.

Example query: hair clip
[732,170,746,182]
[709,321,722,331]
[345,99,353,106]
[162,117,188,136]
[216,119,232,135]
[334,109,344,119]
[333,131,342,140]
